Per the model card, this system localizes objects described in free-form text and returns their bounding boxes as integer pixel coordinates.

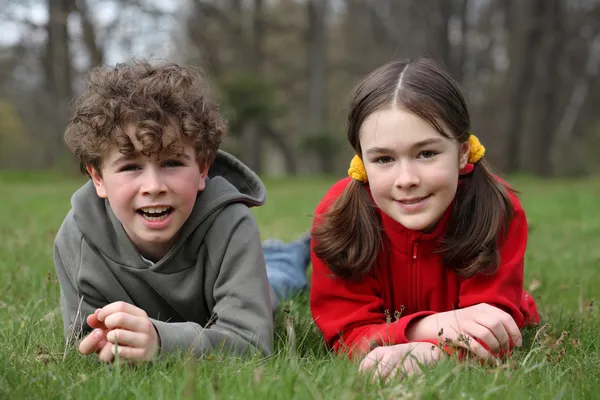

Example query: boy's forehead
[101,123,195,161]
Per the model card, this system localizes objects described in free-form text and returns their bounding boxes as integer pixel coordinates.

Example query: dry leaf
[528,279,542,292]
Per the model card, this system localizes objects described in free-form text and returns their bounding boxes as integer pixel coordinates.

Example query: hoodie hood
[71,150,266,269]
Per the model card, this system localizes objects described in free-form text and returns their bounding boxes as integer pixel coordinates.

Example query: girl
[309,57,540,378]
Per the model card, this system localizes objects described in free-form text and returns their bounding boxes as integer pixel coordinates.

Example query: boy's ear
[198,163,210,191]
[86,165,108,198]
[458,141,470,169]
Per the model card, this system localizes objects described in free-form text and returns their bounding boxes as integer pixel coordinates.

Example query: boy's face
[87,126,209,261]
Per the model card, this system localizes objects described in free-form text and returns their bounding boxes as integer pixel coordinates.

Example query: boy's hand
[96,301,159,362]
[79,309,115,362]
[406,303,522,360]
[359,343,442,381]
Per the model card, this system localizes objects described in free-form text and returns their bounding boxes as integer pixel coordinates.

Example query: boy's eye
[418,150,438,159]
[374,156,393,164]
[163,160,184,168]
[119,164,140,172]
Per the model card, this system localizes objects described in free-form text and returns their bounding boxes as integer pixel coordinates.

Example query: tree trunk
[533,0,563,176]
[307,0,328,131]
[43,0,75,166]
[504,0,544,173]
[77,0,104,68]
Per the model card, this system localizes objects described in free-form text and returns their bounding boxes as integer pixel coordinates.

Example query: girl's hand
[406,303,522,360]
[359,342,442,381]
[95,301,160,363]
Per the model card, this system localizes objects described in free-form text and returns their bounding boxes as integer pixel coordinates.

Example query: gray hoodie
[54,150,274,357]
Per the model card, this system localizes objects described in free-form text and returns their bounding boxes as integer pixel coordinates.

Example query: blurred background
[1,0,600,178]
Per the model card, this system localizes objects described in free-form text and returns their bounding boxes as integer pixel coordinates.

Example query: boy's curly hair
[65,60,227,176]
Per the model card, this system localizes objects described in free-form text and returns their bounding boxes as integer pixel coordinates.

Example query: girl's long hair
[313,56,514,279]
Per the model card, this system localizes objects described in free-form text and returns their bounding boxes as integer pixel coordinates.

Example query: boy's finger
[106,329,147,348]
[103,312,141,331]
[79,329,104,355]
[86,312,106,330]
[97,342,115,363]
[97,301,147,322]
[112,345,151,362]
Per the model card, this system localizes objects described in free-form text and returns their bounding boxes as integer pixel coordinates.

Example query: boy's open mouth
[137,206,174,221]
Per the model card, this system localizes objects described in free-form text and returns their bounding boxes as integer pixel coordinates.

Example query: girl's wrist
[405,314,435,342]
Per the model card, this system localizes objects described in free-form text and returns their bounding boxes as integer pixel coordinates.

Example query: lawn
[0,172,599,399]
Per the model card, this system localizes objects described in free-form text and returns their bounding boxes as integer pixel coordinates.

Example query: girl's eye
[374,156,393,164]
[418,150,438,159]
[119,164,140,172]
[163,160,184,168]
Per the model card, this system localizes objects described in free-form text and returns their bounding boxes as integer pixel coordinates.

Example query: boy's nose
[141,169,167,196]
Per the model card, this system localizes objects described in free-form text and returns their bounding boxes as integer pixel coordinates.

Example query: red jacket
[310,176,540,358]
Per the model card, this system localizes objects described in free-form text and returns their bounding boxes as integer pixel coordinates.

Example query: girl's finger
[487,307,522,347]
[358,347,385,373]
[475,315,511,351]
[464,321,502,353]
[452,334,494,361]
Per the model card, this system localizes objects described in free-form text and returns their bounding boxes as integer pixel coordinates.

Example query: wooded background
[1,0,600,177]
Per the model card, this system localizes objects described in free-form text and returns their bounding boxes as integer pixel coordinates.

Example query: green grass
[1,171,599,399]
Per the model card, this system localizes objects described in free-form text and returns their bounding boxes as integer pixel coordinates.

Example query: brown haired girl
[309,56,540,379]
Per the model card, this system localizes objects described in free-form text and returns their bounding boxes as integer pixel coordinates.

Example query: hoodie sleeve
[54,216,108,341]
[151,203,273,357]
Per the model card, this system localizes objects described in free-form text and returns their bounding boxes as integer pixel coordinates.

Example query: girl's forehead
[359,108,450,147]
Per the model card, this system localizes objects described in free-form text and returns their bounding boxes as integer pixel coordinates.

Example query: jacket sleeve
[54,217,108,342]
[310,252,436,358]
[151,203,274,358]
[456,196,540,357]
[458,199,537,328]
[309,180,434,358]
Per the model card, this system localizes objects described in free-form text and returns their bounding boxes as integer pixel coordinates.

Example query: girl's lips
[396,195,431,212]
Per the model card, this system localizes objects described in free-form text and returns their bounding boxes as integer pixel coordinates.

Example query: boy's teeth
[142,206,169,214]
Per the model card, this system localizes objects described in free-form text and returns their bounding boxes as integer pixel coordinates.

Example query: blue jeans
[263,233,311,302]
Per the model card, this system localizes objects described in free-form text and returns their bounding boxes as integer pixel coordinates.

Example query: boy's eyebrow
[111,151,193,166]
[365,138,443,155]
[111,151,141,166]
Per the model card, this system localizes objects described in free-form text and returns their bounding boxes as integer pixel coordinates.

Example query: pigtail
[443,159,515,278]
[313,180,382,279]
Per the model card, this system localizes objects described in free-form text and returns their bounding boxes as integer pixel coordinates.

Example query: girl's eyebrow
[365,138,443,156]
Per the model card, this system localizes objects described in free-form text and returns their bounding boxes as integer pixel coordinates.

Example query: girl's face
[359,107,470,232]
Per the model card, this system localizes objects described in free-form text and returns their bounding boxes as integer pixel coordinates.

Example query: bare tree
[503,0,545,172]
[307,0,328,131]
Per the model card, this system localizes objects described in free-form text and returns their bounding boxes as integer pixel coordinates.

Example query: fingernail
[94,329,103,338]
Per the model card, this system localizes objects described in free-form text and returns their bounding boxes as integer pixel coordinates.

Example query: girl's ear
[459,141,470,169]
[87,165,107,198]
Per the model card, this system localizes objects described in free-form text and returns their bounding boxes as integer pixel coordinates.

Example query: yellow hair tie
[468,134,485,164]
[348,155,368,182]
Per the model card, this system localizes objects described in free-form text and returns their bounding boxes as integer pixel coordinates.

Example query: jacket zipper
[412,241,418,311]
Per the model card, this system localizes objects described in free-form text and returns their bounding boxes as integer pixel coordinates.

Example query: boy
[54,60,310,364]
